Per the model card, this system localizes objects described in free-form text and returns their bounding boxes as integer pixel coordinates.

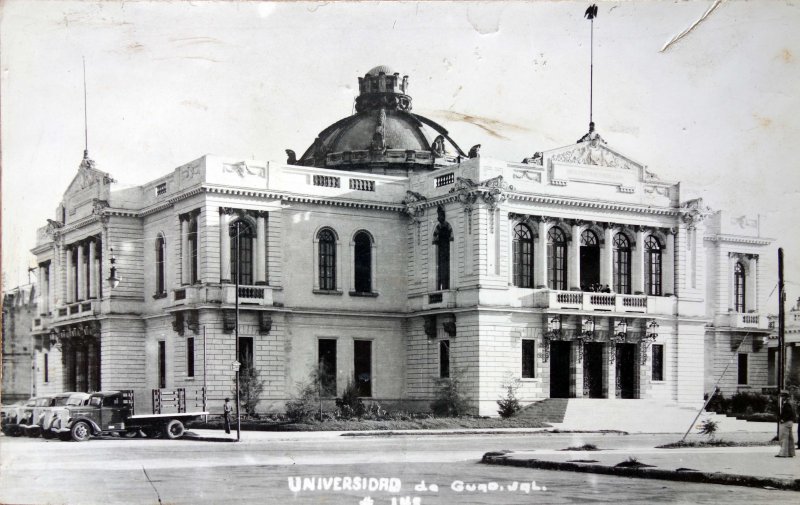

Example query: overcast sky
[2,0,799,306]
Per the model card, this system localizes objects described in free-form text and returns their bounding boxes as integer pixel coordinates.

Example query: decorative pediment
[64,161,114,198]
[548,142,643,172]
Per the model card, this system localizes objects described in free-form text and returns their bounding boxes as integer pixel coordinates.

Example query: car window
[53,397,70,406]
[89,397,102,407]
[102,396,122,407]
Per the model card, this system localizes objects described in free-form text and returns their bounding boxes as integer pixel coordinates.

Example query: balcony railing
[730,312,769,329]
[529,290,673,315]
[52,300,100,322]
[172,284,274,307]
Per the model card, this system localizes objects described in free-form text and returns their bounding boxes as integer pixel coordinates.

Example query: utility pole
[235,220,241,442]
[777,248,785,437]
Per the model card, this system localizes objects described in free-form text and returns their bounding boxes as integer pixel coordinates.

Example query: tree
[234,350,264,417]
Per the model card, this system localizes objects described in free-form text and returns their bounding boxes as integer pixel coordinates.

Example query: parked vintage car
[1,400,30,436]
[18,396,55,437]
[40,392,90,439]
[47,393,92,440]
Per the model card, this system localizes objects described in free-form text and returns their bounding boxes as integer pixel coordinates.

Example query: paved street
[1,431,798,504]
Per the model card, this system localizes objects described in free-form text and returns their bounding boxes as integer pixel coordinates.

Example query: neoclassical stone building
[29,66,773,415]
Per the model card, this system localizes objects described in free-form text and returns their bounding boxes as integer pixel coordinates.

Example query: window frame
[186,337,195,378]
[651,344,664,381]
[613,233,632,294]
[521,339,536,379]
[230,220,255,286]
[737,353,748,385]
[155,234,167,297]
[353,339,373,397]
[434,223,452,291]
[734,261,746,312]
[353,231,373,293]
[512,223,534,288]
[188,217,199,284]
[439,339,450,379]
[317,228,337,291]
[547,226,568,290]
[318,338,338,397]
[644,235,663,296]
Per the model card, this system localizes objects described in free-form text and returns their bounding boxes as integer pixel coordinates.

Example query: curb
[481,452,800,492]
[342,429,628,437]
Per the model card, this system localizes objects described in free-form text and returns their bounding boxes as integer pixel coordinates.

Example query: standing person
[223,397,232,435]
[776,390,796,457]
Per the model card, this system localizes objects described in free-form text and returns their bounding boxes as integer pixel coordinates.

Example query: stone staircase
[535,399,777,433]
[516,398,569,423]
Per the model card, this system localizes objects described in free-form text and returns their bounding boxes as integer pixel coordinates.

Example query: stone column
[47,262,54,313]
[88,239,97,299]
[77,242,86,301]
[536,218,548,288]
[219,209,231,282]
[728,253,737,311]
[664,230,675,296]
[38,264,47,314]
[570,222,581,290]
[180,216,190,285]
[632,227,645,294]
[256,212,267,284]
[602,225,614,289]
[66,246,74,303]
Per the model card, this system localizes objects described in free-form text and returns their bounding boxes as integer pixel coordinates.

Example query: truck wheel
[163,419,185,439]
[71,421,92,442]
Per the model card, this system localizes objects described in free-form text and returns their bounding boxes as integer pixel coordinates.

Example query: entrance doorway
[550,341,572,398]
[583,342,605,398]
[580,230,600,290]
[616,344,637,399]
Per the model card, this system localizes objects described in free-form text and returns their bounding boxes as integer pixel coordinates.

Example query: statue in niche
[468,144,481,158]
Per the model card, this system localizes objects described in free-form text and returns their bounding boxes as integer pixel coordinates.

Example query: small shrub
[496,378,522,419]
[286,363,330,423]
[430,368,471,417]
[234,351,265,417]
[562,443,599,451]
[335,380,366,418]
[729,392,769,414]
[704,391,728,414]
[698,419,719,440]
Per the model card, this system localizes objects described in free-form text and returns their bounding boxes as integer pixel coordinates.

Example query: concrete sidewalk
[483,445,800,491]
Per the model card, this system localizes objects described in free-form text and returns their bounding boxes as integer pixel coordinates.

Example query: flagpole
[585,4,598,130]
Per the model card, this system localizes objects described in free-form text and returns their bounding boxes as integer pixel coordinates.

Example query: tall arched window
[155,234,166,296]
[547,227,568,290]
[230,220,254,285]
[318,228,337,291]
[579,229,600,290]
[734,261,746,312]
[188,217,199,283]
[434,220,452,291]
[645,235,663,296]
[354,231,372,293]
[512,223,534,288]
[613,233,631,294]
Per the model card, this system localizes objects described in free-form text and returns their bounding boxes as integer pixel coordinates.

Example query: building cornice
[507,192,680,217]
[704,234,773,246]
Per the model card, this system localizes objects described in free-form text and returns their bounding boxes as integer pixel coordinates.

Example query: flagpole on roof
[585,4,598,131]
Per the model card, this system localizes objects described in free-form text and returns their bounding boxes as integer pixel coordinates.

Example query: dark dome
[294,67,465,172]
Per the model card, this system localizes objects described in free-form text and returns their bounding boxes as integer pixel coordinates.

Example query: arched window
[318,228,337,291]
[580,230,598,246]
[230,220,254,285]
[645,235,663,296]
[188,217,199,283]
[613,233,631,294]
[734,262,746,312]
[547,227,567,290]
[155,234,166,296]
[579,230,600,290]
[354,231,372,293]
[512,223,534,288]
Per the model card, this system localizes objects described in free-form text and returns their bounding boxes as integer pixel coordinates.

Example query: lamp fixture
[106,247,121,289]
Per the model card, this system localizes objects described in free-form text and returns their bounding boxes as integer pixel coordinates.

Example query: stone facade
[26,67,774,415]
[2,285,36,402]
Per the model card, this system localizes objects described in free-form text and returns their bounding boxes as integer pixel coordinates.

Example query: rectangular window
[354,340,372,397]
[651,344,664,381]
[318,339,337,396]
[44,353,49,383]
[156,182,167,196]
[158,341,166,389]
[238,337,254,370]
[187,337,195,378]
[767,348,777,386]
[521,340,536,378]
[439,340,450,378]
[737,353,748,385]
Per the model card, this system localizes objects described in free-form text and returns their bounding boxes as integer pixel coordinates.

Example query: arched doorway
[580,230,600,290]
